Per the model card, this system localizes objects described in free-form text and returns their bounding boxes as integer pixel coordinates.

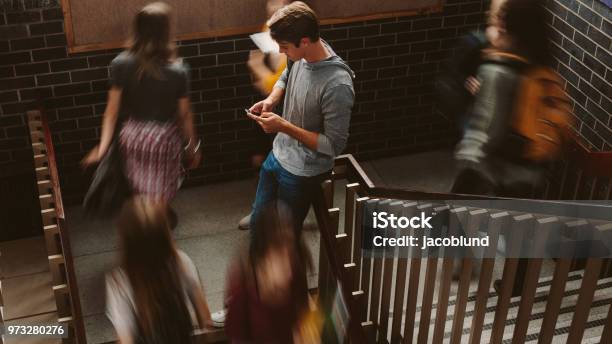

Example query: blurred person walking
[436,0,507,133]
[106,197,213,343]
[247,0,291,97]
[225,201,315,343]
[246,1,355,234]
[239,0,292,231]
[450,0,572,295]
[82,2,200,225]
[451,0,571,198]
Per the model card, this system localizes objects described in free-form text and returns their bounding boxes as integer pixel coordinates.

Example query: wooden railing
[540,136,612,200]
[26,109,227,343]
[314,152,612,343]
[313,178,367,343]
[541,137,612,274]
[26,110,86,344]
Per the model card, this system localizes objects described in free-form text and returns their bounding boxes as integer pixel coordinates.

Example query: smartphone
[244,108,259,117]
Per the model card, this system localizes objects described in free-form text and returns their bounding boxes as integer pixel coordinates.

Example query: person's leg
[239,133,274,230]
[237,157,264,229]
[276,166,328,234]
[249,152,279,234]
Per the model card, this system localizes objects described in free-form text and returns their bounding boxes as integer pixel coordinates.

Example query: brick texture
[0,0,492,205]
[1,0,610,210]
[546,0,612,150]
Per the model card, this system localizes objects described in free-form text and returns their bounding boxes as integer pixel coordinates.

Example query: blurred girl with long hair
[225,201,313,342]
[106,197,212,343]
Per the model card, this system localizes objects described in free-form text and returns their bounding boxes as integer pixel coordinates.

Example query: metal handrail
[332,154,612,220]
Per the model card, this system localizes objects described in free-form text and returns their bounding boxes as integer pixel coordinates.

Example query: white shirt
[105,250,201,340]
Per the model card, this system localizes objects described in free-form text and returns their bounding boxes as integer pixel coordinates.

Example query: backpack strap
[287,58,294,74]
[486,51,530,64]
[481,49,531,72]
[286,58,294,89]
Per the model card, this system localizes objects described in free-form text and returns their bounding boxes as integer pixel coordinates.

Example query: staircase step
[3,312,61,344]
[1,271,56,321]
[0,236,49,279]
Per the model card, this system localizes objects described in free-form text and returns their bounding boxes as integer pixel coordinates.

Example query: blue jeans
[250,152,330,234]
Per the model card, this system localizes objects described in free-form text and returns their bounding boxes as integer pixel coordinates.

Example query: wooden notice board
[61,0,443,53]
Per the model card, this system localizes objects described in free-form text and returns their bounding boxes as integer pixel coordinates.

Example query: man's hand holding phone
[249,98,275,115]
[246,108,286,134]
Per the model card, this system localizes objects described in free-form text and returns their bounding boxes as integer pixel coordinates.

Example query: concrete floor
[0,236,61,344]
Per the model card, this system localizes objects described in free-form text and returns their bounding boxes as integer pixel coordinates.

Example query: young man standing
[246,1,355,233]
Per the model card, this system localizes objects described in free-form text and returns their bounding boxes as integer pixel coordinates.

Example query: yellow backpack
[488,51,574,162]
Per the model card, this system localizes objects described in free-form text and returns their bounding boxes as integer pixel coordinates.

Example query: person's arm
[266,86,285,109]
[177,252,212,328]
[177,97,201,169]
[178,97,196,144]
[105,273,134,344]
[82,87,122,165]
[190,284,213,329]
[262,61,289,107]
[313,84,354,157]
[249,86,285,115]
[82,55,126,166]
[279,120,320,151]
[455,64,518,164]
[259,64,285,96]
[249,61,289,113]
[272,63,289,90]
[98,88,122,155]
[248,84,354,156]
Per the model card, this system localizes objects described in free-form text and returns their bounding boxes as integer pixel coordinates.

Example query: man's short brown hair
[267,1,320,46]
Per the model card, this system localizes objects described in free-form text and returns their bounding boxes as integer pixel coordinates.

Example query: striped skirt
[119,119,183,202]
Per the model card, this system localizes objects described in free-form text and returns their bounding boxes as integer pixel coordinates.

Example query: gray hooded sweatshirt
[272,43,355,177]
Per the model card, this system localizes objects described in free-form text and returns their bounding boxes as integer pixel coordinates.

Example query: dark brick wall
[1,0,610,240]
[545,0,612,150]
[1,0,490,205]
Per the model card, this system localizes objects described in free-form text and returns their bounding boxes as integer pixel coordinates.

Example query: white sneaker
[238,213,251,230]
[210,309,226,328]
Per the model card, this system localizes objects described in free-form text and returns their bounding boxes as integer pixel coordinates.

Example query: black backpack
[435,31,488,128]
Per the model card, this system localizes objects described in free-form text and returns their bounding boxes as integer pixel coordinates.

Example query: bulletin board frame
[60,0,444,53]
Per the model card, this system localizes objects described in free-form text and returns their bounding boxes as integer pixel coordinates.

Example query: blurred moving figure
[239,0,291,231]
[248,0,291,96]
[83,2,200,224]
[225,201,314,342]
[451,0,573,295]
[436,0,508,132]
[451,0,572,198]
[106,197,212,344]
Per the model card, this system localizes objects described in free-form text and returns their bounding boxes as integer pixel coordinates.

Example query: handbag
[83,141,132,218]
